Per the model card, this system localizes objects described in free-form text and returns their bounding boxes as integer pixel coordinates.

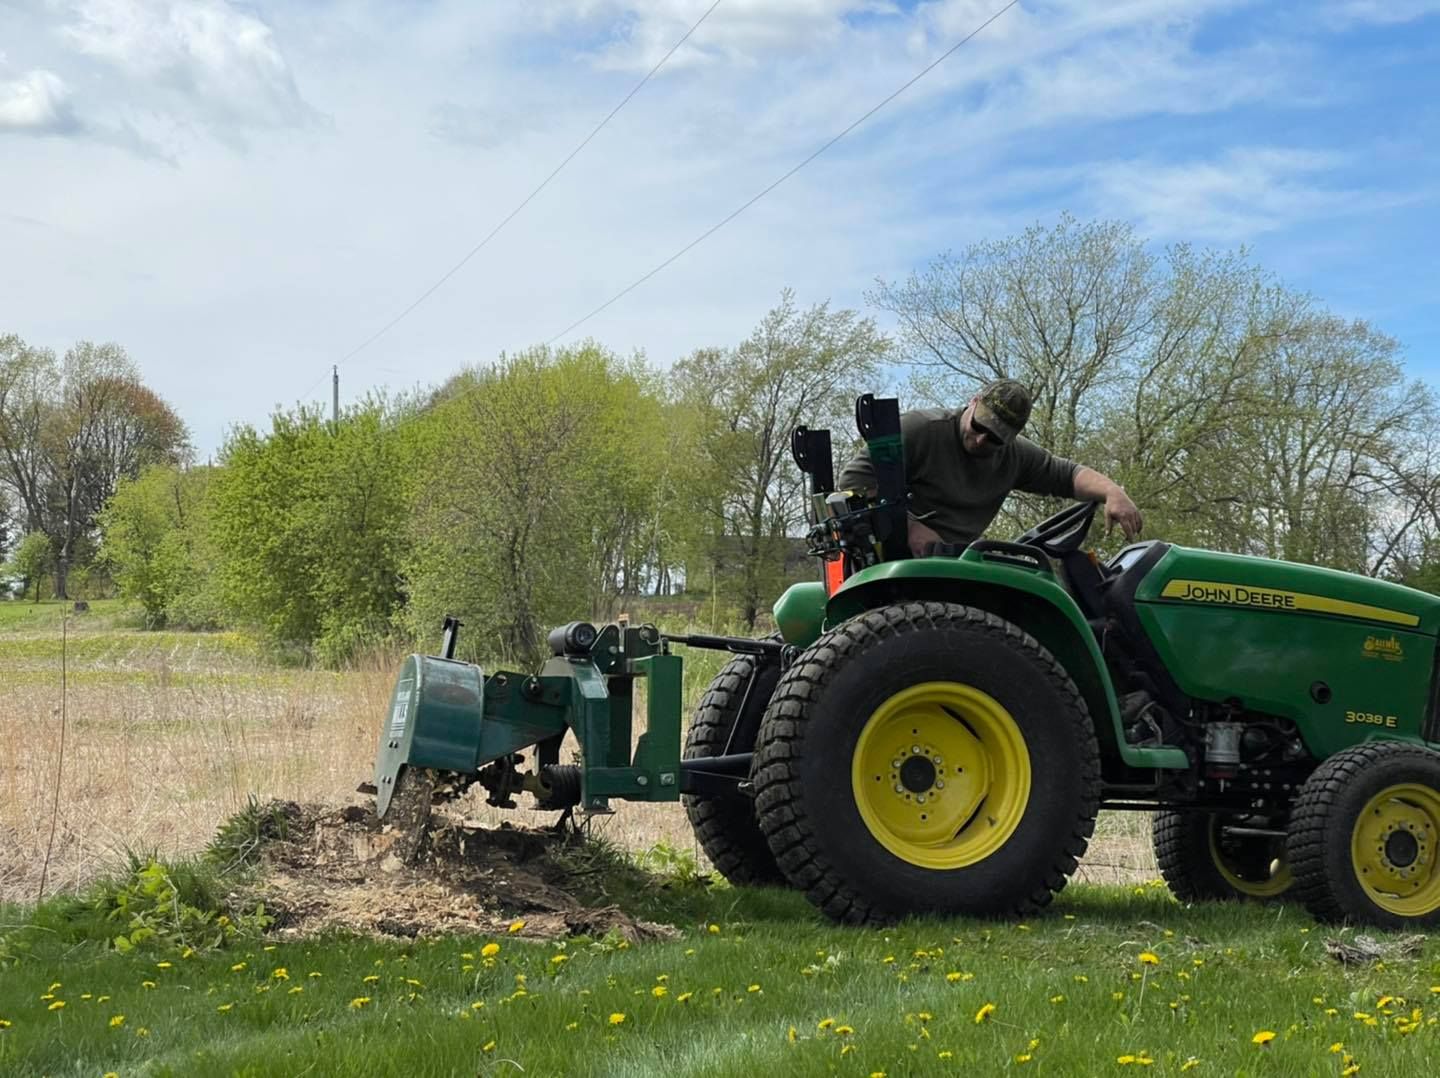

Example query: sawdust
[232,799,681,945]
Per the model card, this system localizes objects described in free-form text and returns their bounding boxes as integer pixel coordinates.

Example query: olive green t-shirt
[836,406,1080,545]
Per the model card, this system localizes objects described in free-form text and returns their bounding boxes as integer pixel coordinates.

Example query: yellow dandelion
[1180,1061,1199,1073]
[156,961,173,970]
[1252,1030,1276,1046]
[48,983,61,992]
[1016,1054,1033,1063]
[471,1001,485,1011]
[787,1026,798,1043]
[609,1012,626,1025]
[230,962,247,972]
[1075,974,1089,983]
[288,987,303,995]
[308,972,322,979]
[1330,1043,1344,1054]
[1118,1055,1137,1065]
[47,1001,65,1012]
[103,1073,118,1078]
[551,954,570,965]
[1138,952,1160,966]
[508,919,526,933]
[840,1044,855,1057]
[835,1025,855,1036]
[181,947,195,958]
[97,996,110,1003]
[566,1021,578,1030]
[350,997,371,1009]
[217,1003,234,1013]
[109,1015,125,1028]
[818,1017,835,1030]
[747,984,761,993]
[1112,992,1126,1002]
[461,952,474,960]
[363,975,380,984]
[483,1040,496,1052]
[1137,1056,1154,1067]
[0,1019,12,1030]
[272,968,289,980]
[677,992,693,1003]
[974,1002,996,1023]
[707,923,720,934]
[938,1051,954,1060]
[652,986,668,998]
[1342,1066,1360,1078]
[136,1027,149,1037]
[1050,994,1066,1004]
[481,943,500,958]
[141,981,156,989]
[81,994,92,1001]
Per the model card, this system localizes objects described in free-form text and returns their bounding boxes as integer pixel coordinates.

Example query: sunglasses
[970,415,1003,444]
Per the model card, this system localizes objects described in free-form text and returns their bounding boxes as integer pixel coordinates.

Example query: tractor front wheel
[1153,810,1292,903]
[1289,742,1440,927]
[683,652,786,887]
[752,601,1101,923]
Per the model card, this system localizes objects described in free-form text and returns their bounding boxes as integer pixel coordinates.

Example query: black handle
[968,540,1053,572]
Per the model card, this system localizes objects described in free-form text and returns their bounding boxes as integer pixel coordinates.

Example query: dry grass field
[0,601,1157,904]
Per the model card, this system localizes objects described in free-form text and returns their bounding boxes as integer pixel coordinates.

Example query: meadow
[8,600,1425,1077]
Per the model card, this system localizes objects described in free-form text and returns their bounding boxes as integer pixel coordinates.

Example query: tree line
[3,217,1437,663]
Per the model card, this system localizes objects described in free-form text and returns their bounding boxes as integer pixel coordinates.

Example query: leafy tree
[99,465,219,627]
[674,290,890,628]
[403,344,671,663]
[0,336,189,596]
[210,400,411,658]
[8,531,51,602]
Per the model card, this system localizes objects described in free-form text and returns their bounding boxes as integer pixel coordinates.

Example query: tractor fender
[810,553,1189,774]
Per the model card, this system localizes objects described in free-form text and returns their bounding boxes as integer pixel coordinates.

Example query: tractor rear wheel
[1289,742,1440,927]
[1153,810,1292,902]
[683,652,786,887]
[752,601,1100,923]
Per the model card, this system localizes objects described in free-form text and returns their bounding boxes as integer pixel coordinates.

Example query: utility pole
[332,365,339,425]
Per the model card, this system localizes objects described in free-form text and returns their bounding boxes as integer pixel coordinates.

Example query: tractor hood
[1133,545,1440,636]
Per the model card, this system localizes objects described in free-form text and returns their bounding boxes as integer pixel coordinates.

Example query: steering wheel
[1012,501,1098,556]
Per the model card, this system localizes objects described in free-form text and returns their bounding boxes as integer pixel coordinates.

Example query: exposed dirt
[234,793,682,945]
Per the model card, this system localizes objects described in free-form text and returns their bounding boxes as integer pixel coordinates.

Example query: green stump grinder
[369,394,1440,928]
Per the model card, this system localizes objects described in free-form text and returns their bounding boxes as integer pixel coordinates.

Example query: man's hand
[908,516,943,558]
[1104,488,1143,540]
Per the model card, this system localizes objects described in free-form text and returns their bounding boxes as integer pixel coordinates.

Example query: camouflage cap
[971,378,1032,444]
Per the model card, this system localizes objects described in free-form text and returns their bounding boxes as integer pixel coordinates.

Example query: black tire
[1288,741,1440,928]
[1153,810,1292,903]
[683,651,786,887]
[752,601,1101,924]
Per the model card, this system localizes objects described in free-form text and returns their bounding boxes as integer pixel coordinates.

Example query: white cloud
[1323,0,1440,25]
[0,69,79,134]
[1086,148,1355,241]
[60,0,317,135]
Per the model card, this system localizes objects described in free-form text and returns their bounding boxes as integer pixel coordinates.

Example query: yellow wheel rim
[1350,783,1440,917]
[850,681,1030,870]
[1207,817,1292,898]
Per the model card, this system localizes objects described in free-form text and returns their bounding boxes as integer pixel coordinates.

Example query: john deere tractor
[372,395,1440,929]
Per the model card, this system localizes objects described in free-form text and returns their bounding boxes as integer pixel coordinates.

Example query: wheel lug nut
[911,745,921,754]
[894,784,904,794]
[935,779,945,789]
[917,795,927,805]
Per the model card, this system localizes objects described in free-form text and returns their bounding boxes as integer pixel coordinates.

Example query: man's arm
[1073,466,1142,540]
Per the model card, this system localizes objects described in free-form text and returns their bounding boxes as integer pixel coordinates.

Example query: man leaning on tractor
[837,378,1144,556]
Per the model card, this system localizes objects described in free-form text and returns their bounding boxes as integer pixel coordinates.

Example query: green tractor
[372,395,1440,929]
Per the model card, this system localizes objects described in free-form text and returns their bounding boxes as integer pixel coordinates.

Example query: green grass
[4,880,1438,1077]
[0,598,129,631]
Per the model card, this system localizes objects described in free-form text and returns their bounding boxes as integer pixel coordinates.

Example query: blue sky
[1,0,1437,457]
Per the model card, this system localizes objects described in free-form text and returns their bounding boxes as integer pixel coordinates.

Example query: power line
[547,0,1020,345]
[299,0,725,403]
